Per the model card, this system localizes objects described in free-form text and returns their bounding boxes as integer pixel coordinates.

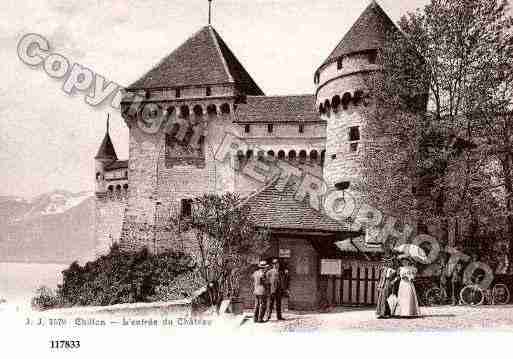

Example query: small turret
[95,115,117,194]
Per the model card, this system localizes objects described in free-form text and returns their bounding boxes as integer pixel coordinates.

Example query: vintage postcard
[2,0,513,357]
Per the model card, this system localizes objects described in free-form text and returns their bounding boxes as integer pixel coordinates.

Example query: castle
[94,1,420,309]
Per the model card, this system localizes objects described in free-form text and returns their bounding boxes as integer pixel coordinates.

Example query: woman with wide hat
[396,255,421,317]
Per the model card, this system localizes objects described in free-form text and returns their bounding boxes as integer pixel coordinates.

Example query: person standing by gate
[376,257,398,319]
[252,260,268,323]
[266,258,287,321]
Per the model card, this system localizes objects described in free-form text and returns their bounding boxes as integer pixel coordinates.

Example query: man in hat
[265,258,288,321]
[252,260,268,323]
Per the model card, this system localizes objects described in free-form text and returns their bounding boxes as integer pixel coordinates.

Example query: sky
[0,0,432,199]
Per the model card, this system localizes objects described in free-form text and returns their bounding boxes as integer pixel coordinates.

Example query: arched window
[237,150,245,165]
[353,90,364,106]
[310,150,318,163]
[332,95,341,110]
[257,150,265,161]
[207,104,217,115]
[220,103,230,114]
[96,172,101,181]
[206,86,212,96]
[299,150,307,163]
[324,99,331,112]
[180,105,189,118]
[123,183,128,191]
[288,150,296,162]
[116,185,122,192]
[246,150,253,160]
[193,105,203,117]
[267,150,275,158]
[278,150,285,160]
[342,92,352,110]
[319,103,324,114]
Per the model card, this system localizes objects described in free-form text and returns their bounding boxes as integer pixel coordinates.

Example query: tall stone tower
[315,1,416,221]
[120,25,264,252]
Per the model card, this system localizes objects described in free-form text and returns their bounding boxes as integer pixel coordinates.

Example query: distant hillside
[0,191,95,264]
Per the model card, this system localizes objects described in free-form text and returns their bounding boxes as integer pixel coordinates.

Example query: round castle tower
[94,117,118,195]
[316,1,402,200]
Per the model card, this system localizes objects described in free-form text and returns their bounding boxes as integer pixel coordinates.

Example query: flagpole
[208,0,212,25]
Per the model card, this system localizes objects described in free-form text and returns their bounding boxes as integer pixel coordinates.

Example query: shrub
[32,243,196,309]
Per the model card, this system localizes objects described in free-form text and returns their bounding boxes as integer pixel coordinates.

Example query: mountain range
[0,191,95,264]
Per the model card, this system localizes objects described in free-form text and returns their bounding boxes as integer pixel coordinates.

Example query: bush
[32,243,197,309]
[31,286,60,311]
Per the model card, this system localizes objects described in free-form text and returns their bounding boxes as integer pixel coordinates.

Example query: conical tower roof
[95,121,117,161]
[128,25,264,95]
[319,1,399,69]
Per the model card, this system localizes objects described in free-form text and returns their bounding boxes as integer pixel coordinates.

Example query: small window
[299,124,304,134]
[349,126,360,141]
[335,181,350,191]
[267,124,274,134]
[349,126,360,153]
[337,58,343,70]
[181,198,193,218]
[368,50,377,64]
[314,72,320,84]
[245,124,250,133]
[331,154,337,160]
[206,86,212,96]
[175,88,181,98]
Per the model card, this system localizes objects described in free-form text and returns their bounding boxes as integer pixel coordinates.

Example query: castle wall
[94,194,127,256]
[120,101,241,251]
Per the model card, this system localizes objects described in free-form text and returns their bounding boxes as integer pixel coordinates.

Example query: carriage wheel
[492,284,510,305]
[460,285,484,306]
[425,287,447,306]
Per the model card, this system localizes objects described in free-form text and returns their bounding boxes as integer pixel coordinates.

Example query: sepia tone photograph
[2,0,513,356]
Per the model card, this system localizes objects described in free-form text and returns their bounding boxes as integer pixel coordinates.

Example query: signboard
[279,248,291,258]
[321,259,342,275]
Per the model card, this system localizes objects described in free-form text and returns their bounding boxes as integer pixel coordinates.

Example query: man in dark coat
[252,260,268,323]
[265,258,288,321]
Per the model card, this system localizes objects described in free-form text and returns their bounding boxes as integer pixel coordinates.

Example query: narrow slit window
[337,58,343,70]
[245,124,250,134]
[175,88,181,98]
[267,124,274,134]
[348,126,360,153]
[181,198,193,218]
[299,124,304,134]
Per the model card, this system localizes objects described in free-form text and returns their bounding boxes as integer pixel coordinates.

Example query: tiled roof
[234,95,322,123]
[128,26,263,95]
[320,1,399,69]
[95,132,117,160]
[105,160,128,170]
[243,179,349,232]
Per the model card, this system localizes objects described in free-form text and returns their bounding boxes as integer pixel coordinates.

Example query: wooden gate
[324,261,381,306]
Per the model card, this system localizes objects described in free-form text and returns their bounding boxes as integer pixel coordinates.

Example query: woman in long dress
[376,258,398,318]
[397,257,421,317]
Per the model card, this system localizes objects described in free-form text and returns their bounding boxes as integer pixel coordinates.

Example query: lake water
[0,262,68,307]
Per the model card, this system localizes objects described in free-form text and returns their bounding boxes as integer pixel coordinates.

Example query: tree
[363,0,513,255]
[186,193,270,308]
